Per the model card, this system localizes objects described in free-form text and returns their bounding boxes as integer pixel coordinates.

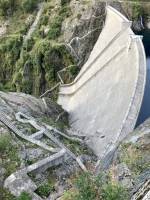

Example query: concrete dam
[57,6,146,159]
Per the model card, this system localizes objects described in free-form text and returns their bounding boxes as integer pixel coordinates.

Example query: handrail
[60,7,132,88]
[40,82,60,98]
[57,65,74,84]
[61,24,131,89]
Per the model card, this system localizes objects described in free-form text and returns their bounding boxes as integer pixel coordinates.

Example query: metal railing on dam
[57,6,146,164]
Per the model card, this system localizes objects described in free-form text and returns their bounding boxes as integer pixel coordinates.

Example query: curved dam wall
[57,6,146,157]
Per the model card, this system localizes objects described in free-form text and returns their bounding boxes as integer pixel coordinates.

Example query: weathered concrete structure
[2,112,86,198]
[58,6,146,158]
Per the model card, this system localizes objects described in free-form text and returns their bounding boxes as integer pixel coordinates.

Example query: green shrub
[102,183,129,200]
[48,4,72,40]
[0,187,16,200]
[0,134,11,153]
[21,0,38,13]
[62,172,129,200]
[35,183,54,198]
[61,0,71,6]
[48,16,63,40]
[0,0,17,16]
[69,65,79,76]
[17,192,32,200]
[0,34,22,88]
[75,172,97,200]
[132,0,143,19]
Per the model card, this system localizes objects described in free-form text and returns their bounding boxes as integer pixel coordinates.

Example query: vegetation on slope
[62,172,129,200]
[0,0,76,96]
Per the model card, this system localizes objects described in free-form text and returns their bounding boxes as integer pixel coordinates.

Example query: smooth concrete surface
[57,6,146,157]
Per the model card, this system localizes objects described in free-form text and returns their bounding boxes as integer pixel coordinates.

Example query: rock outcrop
[109,118,150,198]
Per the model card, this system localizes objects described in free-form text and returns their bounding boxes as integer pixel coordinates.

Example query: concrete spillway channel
[57,6,146,168]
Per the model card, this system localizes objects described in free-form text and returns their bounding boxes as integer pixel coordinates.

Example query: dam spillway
[57,6,146,158]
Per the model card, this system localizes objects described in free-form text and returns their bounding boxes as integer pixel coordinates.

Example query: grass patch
[0,134,11,153]
[0,187,16,200]
[0,133,21,178]
[35,183,55,198]
[119,142,150,177]
[62,172,129,200]
[17,192,32,200]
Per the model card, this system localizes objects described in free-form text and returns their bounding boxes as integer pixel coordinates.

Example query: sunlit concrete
[58,6,146,157]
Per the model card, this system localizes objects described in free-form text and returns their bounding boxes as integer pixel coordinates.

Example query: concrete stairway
[0,111,58,153]
[0,111,87,199]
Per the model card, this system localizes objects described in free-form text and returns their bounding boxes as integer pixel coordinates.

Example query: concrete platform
[58,6,146,158]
